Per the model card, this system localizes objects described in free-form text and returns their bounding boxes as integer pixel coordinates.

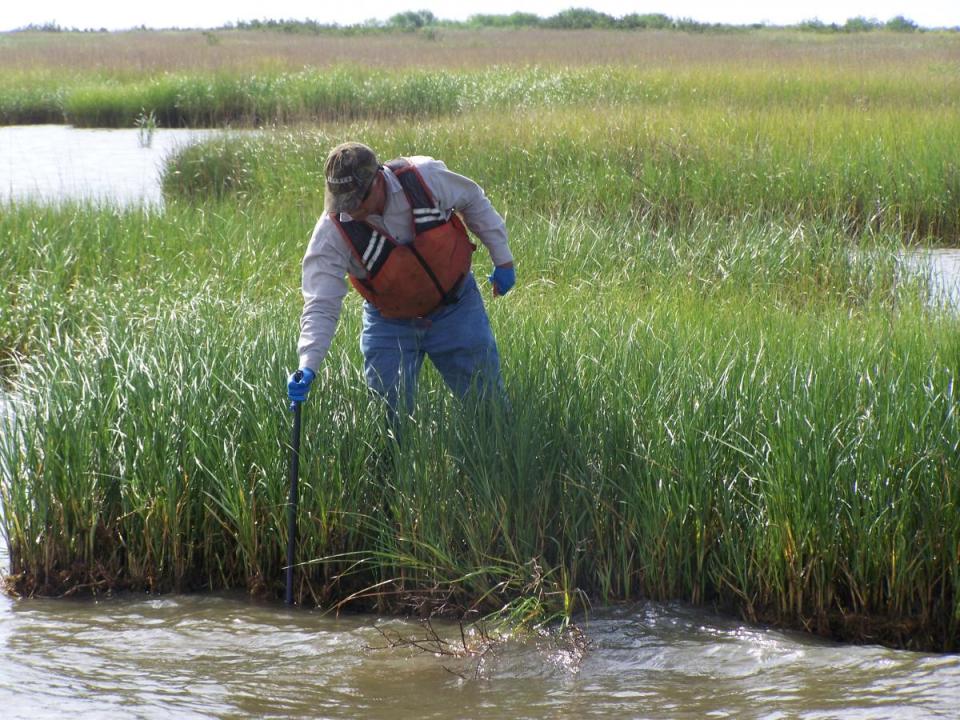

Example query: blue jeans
[360,272,503,415]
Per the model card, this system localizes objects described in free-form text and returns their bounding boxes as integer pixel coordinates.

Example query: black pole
[285,381,303,606]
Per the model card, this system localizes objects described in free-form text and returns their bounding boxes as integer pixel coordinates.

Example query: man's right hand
[287,368,316,404]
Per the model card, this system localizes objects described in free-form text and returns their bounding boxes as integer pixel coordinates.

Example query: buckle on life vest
[440,274,467,307]
[409,275,467,322]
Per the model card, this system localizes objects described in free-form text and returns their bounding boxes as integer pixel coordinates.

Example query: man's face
[347,172,381,221]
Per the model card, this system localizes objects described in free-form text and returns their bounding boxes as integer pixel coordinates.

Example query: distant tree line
[228,10,934,34]
[11,10,949,34]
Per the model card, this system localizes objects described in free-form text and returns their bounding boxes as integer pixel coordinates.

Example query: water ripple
[0,596,958,718]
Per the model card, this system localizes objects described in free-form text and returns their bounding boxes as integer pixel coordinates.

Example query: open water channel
[1,126,959,718]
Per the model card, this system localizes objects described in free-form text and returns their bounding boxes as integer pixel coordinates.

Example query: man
[287,141,515,415]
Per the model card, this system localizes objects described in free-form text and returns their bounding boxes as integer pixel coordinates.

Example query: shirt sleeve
[297,216,351,371]
[414,158,513,266]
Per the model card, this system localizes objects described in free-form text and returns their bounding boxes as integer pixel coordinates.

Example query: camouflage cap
[324,142,380,213]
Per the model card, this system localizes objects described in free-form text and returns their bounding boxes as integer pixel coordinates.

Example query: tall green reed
[2,281,956,647]
[0,198,313,371]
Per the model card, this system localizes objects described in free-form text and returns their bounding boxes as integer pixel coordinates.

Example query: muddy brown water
[2,126,959,717]
[1,564,958,719]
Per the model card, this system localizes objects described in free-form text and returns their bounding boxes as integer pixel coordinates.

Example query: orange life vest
[330,158,476,319]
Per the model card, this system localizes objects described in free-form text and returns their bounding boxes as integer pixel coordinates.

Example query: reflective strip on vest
[338,221,394,276]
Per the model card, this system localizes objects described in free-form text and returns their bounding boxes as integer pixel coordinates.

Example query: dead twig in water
[365,617,501,679]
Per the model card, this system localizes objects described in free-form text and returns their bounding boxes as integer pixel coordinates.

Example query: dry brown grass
[1,27,958,73]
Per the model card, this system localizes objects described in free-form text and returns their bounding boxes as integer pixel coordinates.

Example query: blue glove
[488,265,516,296]
[287,367,316,404]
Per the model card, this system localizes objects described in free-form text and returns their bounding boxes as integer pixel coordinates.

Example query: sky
[0,0,957,32]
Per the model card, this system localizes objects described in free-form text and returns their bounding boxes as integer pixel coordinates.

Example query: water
[0,125,216,206]
[2,125,960,717]
[1,586,958,719]
[900,248,960,309]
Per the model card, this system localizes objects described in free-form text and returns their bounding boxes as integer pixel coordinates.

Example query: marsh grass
[2,29,959,649]
[3,61,957,129]
[0,185,916,377]
[3,28,958,73]
[1,280,957,647]
[1,162,956,647]
[161,107,960,241]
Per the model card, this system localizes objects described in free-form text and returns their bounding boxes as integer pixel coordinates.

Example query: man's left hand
[488,263,515,297]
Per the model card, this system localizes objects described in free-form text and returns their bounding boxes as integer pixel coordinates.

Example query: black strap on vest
[386,158,448,232]
[407,244,464,307]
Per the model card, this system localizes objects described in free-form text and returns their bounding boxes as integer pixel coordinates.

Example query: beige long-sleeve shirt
[297,156,512,371]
